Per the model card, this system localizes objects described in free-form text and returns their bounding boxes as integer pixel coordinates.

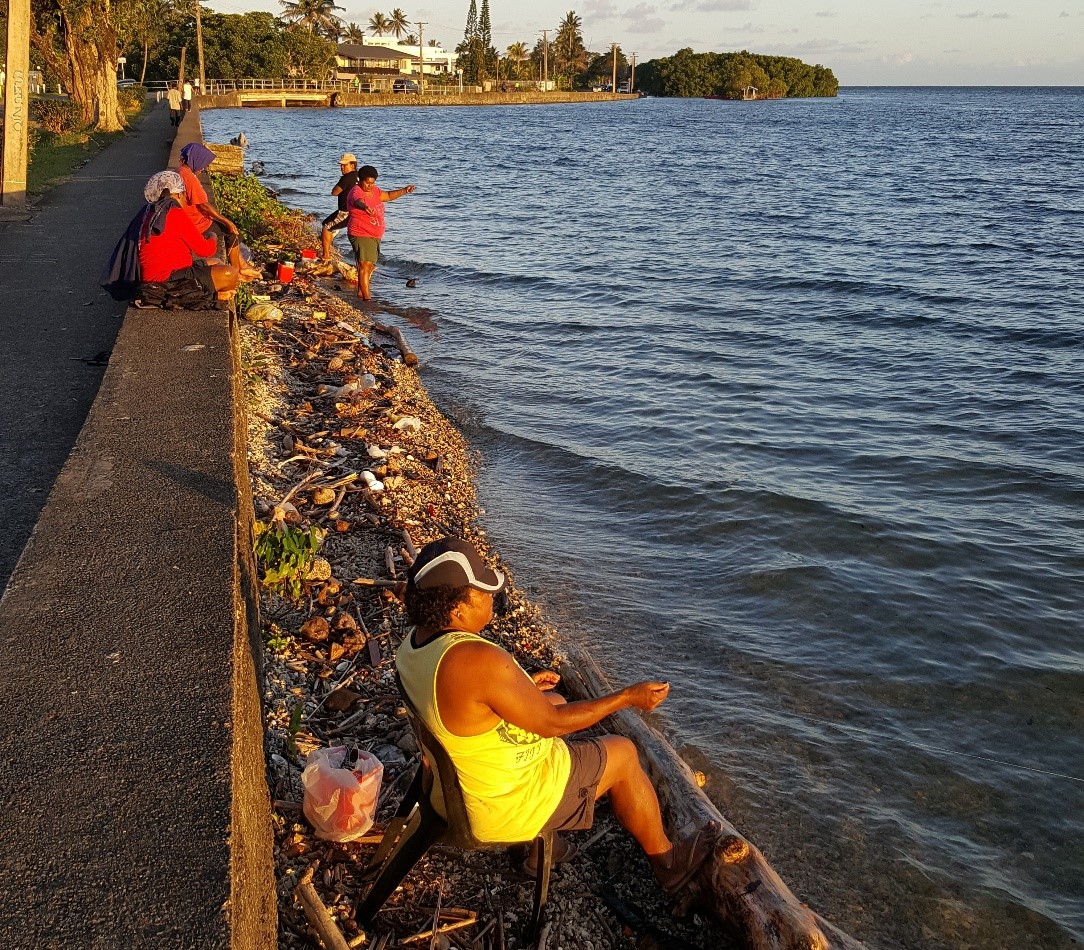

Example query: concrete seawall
[198,90,636,109]
[0,105,275,948]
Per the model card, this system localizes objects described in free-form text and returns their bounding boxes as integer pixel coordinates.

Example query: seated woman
[177,143,261,281]
[138,170,239,307]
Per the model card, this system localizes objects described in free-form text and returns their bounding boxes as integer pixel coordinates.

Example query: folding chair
[356,675,555,944]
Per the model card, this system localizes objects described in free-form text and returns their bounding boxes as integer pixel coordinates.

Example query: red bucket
[277,261,295,283]
[301,248,318,260]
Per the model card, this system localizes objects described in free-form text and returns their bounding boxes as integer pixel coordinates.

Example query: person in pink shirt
[177,143,260,281]
[346,164,416,300]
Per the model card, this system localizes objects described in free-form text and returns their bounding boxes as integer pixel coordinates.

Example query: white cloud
[956,10,1010,19]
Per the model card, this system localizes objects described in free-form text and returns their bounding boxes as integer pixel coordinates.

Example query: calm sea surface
[203,88,1084,949]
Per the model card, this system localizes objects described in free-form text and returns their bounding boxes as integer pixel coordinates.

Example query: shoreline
[239,265,729,947]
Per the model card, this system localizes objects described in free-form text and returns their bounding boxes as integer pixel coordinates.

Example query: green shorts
[349,235,380,264]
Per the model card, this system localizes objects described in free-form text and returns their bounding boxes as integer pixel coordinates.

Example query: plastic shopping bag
[301,746,384,842]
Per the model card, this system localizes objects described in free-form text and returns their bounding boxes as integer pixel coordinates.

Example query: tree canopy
[636,49,838,99]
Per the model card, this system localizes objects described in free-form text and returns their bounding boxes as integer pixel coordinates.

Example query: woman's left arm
[381,185,417,202]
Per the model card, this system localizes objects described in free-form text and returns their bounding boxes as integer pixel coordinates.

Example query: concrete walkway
[0,102,175,588]
[0,103,275,948]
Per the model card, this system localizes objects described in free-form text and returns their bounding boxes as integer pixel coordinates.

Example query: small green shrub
[117,85,147,111]
[30,99,84,135]
[211,172,318,258]
[253,520,326,601]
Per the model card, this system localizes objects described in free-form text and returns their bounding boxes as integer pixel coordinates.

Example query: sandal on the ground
[515,834,578,878]
[650,820,719,896]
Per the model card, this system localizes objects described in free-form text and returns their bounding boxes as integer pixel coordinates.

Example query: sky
[210,0,1084,85]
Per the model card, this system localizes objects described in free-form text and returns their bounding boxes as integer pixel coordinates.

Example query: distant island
[638,49,838,99]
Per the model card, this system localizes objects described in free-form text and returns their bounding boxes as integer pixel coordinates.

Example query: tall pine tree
[456,0,485,84]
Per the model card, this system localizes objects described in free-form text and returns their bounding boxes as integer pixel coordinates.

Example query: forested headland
[637,49,838,99]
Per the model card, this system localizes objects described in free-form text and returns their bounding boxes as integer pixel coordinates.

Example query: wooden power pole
[611,43,617,94]
[195,0,206,91]
[2,0,31,210]
[417,21,427,94]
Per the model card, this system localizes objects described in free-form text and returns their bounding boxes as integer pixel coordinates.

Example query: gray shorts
[541,738,607,833]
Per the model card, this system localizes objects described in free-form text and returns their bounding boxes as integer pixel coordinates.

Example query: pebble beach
[240,265,730,949]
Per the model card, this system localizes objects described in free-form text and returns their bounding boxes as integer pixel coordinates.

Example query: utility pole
[631,52,637,93]
[195,0,206,91]
[611,43,617,95]
[542,30,548,92]
[1,0,31,210]
[416,21,427,94]
[178,45,187,91]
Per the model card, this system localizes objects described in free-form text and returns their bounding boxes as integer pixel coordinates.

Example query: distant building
[335,38,455,83]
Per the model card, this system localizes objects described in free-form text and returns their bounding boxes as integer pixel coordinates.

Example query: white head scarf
[143,170,185,203]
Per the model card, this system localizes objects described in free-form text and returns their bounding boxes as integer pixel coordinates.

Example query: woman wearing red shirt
[139,171,238,302]
[346,164,416,300]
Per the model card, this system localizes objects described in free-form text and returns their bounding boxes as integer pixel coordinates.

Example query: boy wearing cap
[321,154,360,260]
[396,537,717,895]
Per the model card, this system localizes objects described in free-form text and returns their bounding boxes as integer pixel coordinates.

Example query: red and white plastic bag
[301,746,384,842]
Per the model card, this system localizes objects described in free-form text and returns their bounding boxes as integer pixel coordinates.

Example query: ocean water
[203,88,1084,949]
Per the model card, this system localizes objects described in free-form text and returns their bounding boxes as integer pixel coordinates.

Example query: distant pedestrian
[320,152,360,261]
[346,164,416,300]
[182,80,193,112]
[166,83,183,126]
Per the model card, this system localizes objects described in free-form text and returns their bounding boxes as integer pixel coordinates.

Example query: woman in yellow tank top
[394,537,717,894]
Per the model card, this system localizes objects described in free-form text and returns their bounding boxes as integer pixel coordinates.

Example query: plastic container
[301,248,318,260]
[277,260,295,283]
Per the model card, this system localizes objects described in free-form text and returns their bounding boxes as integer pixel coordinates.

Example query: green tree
[505,40,529,80]
[388,7,409,39]
[553,10,587,89]
[282,23,336,76]
[455,0,484,84]
[279,0,343,38]
[343,21,365,43]
[368,11,391,35]
[30,0,131,130]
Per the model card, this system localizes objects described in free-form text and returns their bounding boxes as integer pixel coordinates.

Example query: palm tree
[280,0,343,35]
[404,33,418,46]
[554,10,587,88]
[368,11,392,35]
[389,8,410,39]
[343,22,365,43]
[506,41,529,80]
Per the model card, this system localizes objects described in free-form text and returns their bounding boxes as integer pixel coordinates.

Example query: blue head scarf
[180,142,216,173]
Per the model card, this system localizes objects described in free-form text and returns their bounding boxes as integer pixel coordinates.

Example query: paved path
[0,103,175,589]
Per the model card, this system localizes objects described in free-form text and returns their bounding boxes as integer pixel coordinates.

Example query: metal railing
[202,77,469,97]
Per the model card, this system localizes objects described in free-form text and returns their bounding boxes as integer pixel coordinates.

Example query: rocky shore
[237,258,727,949]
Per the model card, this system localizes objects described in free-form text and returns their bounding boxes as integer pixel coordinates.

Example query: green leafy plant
[210,172,318,258]
[253,520,326,600]
[117,85,148,112]
[30,99,84,134]
[286,700,304,757]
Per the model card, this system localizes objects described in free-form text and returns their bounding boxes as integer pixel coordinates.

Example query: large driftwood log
[371,320,419,367]
[559,644,866,950]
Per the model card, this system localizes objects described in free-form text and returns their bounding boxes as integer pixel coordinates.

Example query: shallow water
[204,88,1084,949]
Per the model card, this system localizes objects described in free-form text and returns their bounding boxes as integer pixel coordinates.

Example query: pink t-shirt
[178,164,213,234]
[346,184,386,239]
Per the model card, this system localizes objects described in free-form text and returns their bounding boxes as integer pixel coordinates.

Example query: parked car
[392,78,420,93]
[117,78,138,89]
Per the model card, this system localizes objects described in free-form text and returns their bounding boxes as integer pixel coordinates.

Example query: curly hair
[404,584,472,631]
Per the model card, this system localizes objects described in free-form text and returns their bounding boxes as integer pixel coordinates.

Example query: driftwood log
[294,865,352,950]
[558,644,866,950]
[371,320,419,367]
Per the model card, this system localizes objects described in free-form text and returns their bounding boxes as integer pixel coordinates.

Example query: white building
[353,35,456,77]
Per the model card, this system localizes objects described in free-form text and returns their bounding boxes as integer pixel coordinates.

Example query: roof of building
[336,43,410,61]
